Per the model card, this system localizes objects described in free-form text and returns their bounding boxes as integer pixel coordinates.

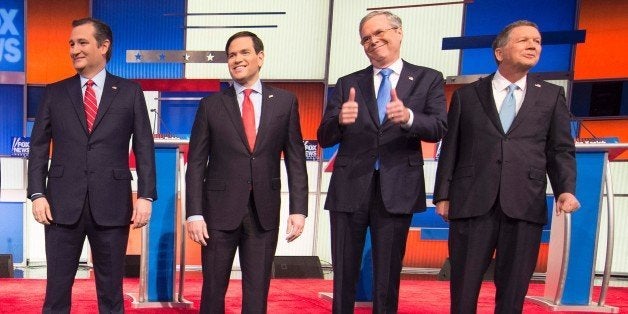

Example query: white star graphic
[206,53,214,62]
[184,53,190,61]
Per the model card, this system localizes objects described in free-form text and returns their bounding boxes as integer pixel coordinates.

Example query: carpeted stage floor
[1,277,626,313]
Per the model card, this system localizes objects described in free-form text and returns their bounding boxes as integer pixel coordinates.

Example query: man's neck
[497,65,529,83]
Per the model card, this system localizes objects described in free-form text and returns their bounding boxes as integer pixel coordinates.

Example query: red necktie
[242,89,256,152]
[84,80,98,133]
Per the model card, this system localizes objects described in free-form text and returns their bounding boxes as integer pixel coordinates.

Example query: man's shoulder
[262,83,296,99]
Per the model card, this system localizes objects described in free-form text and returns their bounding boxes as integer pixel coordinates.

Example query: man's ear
[100,39,111,56]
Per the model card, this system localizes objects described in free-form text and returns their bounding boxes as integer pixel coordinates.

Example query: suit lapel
[357,66,380,127]
[507,75,541,133]
[66,75,89,135]
[222,87,250,151]
[475,74,504,134]
[91,73,120,133]
[254,84,276,153]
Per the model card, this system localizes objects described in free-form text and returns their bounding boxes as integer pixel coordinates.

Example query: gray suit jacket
[433,74,576,224]
[318,61,447,214]
[185,84,308,230]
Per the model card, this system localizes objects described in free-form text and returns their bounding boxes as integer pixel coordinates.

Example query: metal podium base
[126,293,193,309]
[526,296,619,313]
[318,292,373,308]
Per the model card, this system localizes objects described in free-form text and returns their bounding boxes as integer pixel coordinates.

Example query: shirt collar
[373,58,403,76]
[233,79,262,95]
[493,70,526,92]
[80,68,107,88]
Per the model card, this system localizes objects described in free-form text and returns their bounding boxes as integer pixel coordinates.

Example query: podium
[526,143,627,312]
[127,139,192,308]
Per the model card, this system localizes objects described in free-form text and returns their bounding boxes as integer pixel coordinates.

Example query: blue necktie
[377,68,392,124]
[499,84,517,132]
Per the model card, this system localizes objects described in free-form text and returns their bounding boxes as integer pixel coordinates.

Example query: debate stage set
[2,0,628,313]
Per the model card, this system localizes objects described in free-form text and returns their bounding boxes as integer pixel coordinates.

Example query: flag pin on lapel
[408,76,414,81]
[112,86,118,90]
[535,84,541,88]
[268,94,274,98]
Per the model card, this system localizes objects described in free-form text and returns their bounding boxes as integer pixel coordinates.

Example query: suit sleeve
[27,87,53,197]
[283,95,309,216]
[406,71,447,143]
[317,78,345,148]
[545,87,576,196]
[185,99,211,218]
[433,90,462,203]
[131,83,157,200]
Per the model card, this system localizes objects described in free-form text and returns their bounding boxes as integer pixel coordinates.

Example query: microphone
[150,108,176,138]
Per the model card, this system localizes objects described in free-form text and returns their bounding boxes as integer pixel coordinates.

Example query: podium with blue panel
[526,143,627,313]
[127,139,192,308]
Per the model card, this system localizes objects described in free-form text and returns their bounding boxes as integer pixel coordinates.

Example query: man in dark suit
[433,20,580,313]
[27,18,156,313]
[318,11,447,313]
[185,31,308,313]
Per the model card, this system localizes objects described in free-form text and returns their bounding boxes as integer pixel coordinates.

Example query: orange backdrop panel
[267,82,325,141]
[574,0,628,80]
[27,0,89,84]
[580,119,628,160]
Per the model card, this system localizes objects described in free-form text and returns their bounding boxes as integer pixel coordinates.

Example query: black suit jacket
[27,73,157,226]
[433,74,576,224]
[185,84,308,231]
[318,61,447,214]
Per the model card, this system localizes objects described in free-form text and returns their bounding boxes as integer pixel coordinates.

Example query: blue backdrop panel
[147,147,177,301]
[160,91,208,138]
[0,84,24,155]
[561,152,605,305]
[461,0,577,75]
[0,202,23,263]
[93,0,185,79]
[0,0,25,72]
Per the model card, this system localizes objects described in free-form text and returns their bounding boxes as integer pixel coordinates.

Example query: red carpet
[1,277,626,313]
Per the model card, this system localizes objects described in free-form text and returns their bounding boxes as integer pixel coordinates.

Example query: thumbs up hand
[339,87,359,125]
[386,88,410,125]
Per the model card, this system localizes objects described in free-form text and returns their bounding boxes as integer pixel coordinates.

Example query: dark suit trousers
[448,199,543,314]
[43,197,129,314]
[200,195,279,314]
[330,172,413,314]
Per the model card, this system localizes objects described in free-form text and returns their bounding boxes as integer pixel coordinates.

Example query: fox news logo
[304,140,318,161]
[11,136,29,157]
[0,3,24,70]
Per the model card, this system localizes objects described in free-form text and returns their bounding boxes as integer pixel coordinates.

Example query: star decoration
[159,52,166,61]
[206,53,214,62]
[134,51,142,61]
[184,53,190,61]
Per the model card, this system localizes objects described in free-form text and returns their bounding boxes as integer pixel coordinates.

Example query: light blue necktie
[374,68,392,170]
[499,84,517,132]
[377,68,393,124]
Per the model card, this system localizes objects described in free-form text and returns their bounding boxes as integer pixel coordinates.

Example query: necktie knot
[244,88,253,97]
[507,84,517,93]
[380,68,392,79]
[86,80,95,88]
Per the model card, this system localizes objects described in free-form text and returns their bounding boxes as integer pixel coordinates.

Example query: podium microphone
[150,108,174,137]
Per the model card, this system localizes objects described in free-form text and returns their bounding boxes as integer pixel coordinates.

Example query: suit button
[497,159,502,164]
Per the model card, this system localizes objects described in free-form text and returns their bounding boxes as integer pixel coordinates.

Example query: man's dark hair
[72,17,113,62]
[491,20,539,65]
[225,31,264,54]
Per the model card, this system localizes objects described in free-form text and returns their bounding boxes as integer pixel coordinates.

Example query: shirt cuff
[30,193,45,201]
[187,215,204,222]
[139,197,153,202]
[402,109,414,130]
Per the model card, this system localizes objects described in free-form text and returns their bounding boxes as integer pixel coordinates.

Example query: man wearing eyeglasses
[318,10,447,313]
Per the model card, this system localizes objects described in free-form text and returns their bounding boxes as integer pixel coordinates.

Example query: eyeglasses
[360,27,398,46]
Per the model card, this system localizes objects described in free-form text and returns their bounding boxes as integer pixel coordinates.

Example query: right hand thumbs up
[339,87,358,125]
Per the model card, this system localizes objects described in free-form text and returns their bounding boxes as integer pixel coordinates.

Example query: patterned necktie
[84,80,98,133]
[499,84,517,132]
[377,68,393,124]
[242,89,256,152]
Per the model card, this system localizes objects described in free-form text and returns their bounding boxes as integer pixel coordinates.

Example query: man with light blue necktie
[434,20,580,313]
[318,10,447,313]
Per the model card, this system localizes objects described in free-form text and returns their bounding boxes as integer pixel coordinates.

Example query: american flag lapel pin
[112,86,118,90]
[269,94,274,98]
[408,76,414,81]
[535,84,541,88]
